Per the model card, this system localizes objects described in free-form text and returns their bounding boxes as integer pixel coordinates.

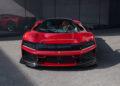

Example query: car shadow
[96,38,120,69]
[34,37,120,71]
[92,28,120,36]
[0,49,34,86]
[0,36,22,41]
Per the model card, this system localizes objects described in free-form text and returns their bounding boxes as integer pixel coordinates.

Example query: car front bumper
[21,45,96,67]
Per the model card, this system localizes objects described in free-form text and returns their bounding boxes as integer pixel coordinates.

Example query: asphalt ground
[0,28,120,86]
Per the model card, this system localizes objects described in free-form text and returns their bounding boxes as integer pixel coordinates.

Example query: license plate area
[45,56,75,64]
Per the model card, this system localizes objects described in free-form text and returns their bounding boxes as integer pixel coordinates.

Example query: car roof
[32,18,85,31]
[35,18,81,24]
[45,17,73,21]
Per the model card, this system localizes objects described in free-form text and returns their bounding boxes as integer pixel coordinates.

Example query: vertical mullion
[99,0,101,25]
[79,0,81,20]
[24,0,27,17]
[54,0,56,18]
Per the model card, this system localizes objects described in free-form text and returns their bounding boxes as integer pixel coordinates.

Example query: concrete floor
[0,29,120,86]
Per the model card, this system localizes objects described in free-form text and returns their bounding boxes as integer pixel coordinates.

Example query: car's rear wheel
[7,21,16,32]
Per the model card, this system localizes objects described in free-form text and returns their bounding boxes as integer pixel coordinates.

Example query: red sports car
[0,14,36,32]
[20,18,97,68]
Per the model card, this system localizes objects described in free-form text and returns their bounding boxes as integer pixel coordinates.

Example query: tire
[7,21,16,32]
[88,62,98,67]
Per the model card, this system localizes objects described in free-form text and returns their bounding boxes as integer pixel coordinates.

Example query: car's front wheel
[7,21,16,32]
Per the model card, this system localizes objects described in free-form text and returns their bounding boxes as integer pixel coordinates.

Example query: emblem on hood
[58,51,61,54]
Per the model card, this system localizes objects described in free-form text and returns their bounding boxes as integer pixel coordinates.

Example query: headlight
[22,40,36,49]
[81,40,95,50]
[22,40,95,50]
[22,40,47,50]
[36,43,48,50]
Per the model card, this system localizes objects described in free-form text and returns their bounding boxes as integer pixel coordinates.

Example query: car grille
[22,50,37,62]
[22,50,96,64]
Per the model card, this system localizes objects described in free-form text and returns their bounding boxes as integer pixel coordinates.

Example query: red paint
[21,19,96,67]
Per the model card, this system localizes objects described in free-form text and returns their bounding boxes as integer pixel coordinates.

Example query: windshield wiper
[45,29,56,33]
[36,28,56,33]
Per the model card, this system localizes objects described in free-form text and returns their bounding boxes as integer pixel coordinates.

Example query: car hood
[23,31,94,44]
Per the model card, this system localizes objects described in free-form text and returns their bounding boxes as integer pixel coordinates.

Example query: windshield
[34,19,83,33]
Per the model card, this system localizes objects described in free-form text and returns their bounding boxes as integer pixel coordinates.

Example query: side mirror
[84,26,93,32]
[87,27,93,32]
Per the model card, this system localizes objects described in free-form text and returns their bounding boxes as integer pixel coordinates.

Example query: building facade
[0,0,119,27]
